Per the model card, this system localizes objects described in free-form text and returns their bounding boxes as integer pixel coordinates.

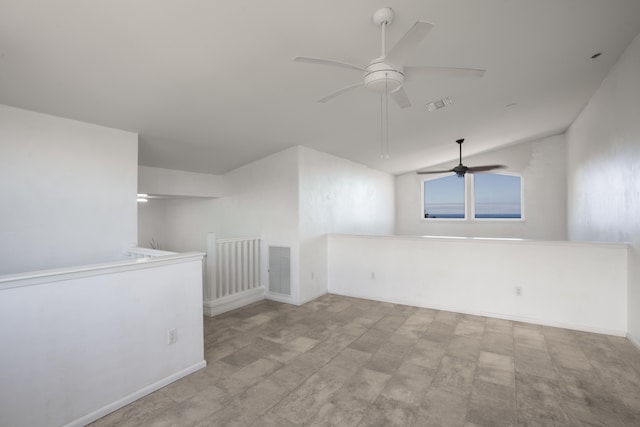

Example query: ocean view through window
[423,175,465,219]
[423,173,522,220]
[474,173,522,219]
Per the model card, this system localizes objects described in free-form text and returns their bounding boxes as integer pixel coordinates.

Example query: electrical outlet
[371,272,376,280]
[515,286,523,296]
[168,328,178,345]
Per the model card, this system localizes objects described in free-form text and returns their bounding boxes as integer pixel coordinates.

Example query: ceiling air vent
[426,97,452,112]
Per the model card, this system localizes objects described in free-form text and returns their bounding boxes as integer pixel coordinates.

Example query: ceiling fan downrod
[373,7,394,59]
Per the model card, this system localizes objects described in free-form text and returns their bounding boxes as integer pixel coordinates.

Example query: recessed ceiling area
[1,0,639,175]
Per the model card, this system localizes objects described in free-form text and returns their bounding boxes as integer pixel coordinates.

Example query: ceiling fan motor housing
[364,62,404,94]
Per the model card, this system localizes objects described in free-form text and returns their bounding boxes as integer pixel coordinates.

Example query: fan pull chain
[380,95,384,158]
[385,73,390,159]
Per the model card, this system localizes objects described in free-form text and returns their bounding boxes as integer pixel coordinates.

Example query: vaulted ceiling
[1,1,639,175]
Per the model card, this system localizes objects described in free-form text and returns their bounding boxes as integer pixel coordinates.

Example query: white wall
[395,135,567,240]
[138,166,227,198]
[215,147,301,301]
[139,147,301,301]
[566,33,640,345]
[138,146,396,306]
[298,147,395,303]
[136,166,227,253]
[138,198,219,253]
[137,198,168,250]
[328,235,628,335]
[0,105,138,275]
[0,254,206,427]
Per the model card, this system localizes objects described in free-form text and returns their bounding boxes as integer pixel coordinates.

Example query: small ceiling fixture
[426,97,452,112]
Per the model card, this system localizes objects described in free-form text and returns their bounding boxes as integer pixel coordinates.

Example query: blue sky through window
[423,173,522,219]
[474,174,521,218]
[423,175,464,218]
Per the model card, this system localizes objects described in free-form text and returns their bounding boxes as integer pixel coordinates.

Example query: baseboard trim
[264,289,328,306]
[203,287,266,317]
[328,290,627,337]
[298,289,328,306]
[265,291,297,305]
[628,332,640,351]
[67,360,207,427]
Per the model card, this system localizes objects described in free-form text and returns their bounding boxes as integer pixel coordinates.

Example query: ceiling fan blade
[416,169,453,175]
[385,21,434,67]
[466,165,506,173]
[318,82,364,103]
[391,87,411,109]
[404,66,486,80]
[294,56,366,72]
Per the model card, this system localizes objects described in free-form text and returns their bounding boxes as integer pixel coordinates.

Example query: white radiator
[203,234,264,316]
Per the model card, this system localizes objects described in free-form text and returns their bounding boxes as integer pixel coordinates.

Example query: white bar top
[0,252,206,290]
[327,233,630,249]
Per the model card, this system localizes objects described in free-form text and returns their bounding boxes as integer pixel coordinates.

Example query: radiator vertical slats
[255,240,260,289]
[224,243,230,297]
[208,236,261,301]
[235,241,240,294]
[243,240,248,291]
[247,241,252,290]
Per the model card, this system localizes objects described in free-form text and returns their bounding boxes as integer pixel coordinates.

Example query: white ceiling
[1,0,639,175]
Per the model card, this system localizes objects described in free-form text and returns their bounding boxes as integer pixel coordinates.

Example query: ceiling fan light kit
[364,63,404,94]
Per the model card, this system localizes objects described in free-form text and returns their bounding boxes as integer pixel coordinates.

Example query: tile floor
[91,294,640,426]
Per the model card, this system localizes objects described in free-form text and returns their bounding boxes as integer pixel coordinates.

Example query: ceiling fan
[294,7,486,108]
[417,139,506,177]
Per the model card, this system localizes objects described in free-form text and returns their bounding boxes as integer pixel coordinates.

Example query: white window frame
[421,174,468,221]
[421,172,524,222]
[472,171,525,221]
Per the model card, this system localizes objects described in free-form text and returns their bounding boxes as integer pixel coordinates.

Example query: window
[473,173,522,219]
[422,173,522,220]
[423,175,465,219]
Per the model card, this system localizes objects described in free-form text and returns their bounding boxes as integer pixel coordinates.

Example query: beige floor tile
[481,331,514,356]
[454,319,486,339]
[357,395,418,426]
[373,313,411,334]
[330,367,391,408]
[465,387,516,427]
[424,321,456,343]
[419,389,469,427]
[379,361,434,406]
[447,335,482,361]
[435,310,462,325]
[250,412,299,427]
[431,355,477,396]
[405,338,446,369]
[217,357,282,395]
[308,402,365,427]
[515,373,571,426]
[484,317,513,335]
[514,346,557,380]
[348,328,391,354]
[90,294,640,427]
